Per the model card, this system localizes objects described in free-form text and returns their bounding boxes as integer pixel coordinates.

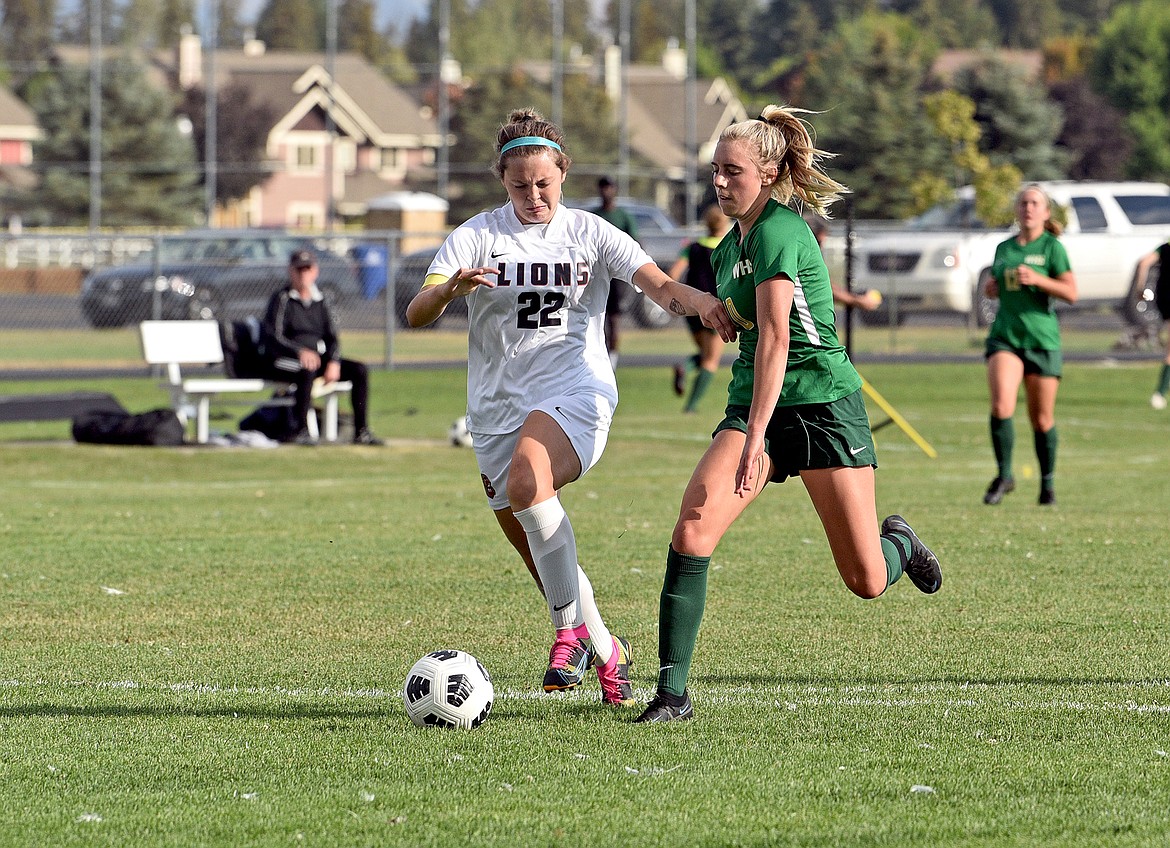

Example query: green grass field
[2,360,1169,846]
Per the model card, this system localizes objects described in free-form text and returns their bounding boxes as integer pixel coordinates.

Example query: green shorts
[984,338,1063,378]
[713,389,877,483]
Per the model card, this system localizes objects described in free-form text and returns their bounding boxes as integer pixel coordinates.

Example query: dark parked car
[79,230,361,328]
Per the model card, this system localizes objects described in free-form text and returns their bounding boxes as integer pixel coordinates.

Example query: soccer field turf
[1,362,1168,846]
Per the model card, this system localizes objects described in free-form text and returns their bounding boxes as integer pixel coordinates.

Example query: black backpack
[219,317,267,379]
[72,408,185,446]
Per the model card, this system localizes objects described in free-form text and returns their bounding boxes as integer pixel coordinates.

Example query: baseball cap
[289,249,317,268]
[598,176,614,188]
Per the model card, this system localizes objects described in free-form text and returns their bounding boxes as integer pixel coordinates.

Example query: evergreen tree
[800,12,949,220]
[158,0,195,47]
[446,67,618,223]
[216,0,248,48]
[952,57,1066,180]
[118,0,159,47]
[1,0,56,82]
[1089,0,1170,181]
[255,0,320,51]
[339,0,388,64]
[20,56,202,226]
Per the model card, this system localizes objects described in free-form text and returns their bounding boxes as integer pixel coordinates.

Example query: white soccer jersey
[428,201,654,434]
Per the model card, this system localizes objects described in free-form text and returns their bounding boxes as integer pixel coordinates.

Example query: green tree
[339,0,389,64]
[896,0,1000,49]
[446,67,618,223]
[1089,0,1170,181]
[157,0,195,47]
[216,0,248,48]
[255,0,320,51]
[178,80,277,205]
[408,0,597,75]
[20,56,202,226]
[1,0,56,82]
[800,13,949,220]
[922,90,1020,225]
[951,56,1066,180]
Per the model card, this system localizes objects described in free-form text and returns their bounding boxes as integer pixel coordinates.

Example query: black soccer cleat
[982,476,1015,505]
[1038,487,1056,506]
[881,514,942,594]
[634,689,693,723]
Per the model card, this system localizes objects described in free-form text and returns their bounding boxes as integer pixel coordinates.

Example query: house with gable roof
[0,84,41,222]
[170,36,444,229]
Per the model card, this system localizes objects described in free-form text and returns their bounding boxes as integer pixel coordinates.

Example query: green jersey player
[636,105,943,724]
[981,185,1078,507]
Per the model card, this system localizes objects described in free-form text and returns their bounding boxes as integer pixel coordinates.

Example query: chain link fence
[0,224,1157,378]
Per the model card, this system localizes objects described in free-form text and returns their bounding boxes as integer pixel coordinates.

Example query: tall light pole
[89,0,102,231]
[204,0,218,226]
[618,0,629,196]
[684,0,697,227]
[437,0,450,201]
[551,0,563,129]
[325,0,337,232]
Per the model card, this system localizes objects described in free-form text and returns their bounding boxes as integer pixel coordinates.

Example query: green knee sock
[1157,364,1170,395]
[1034,427,1057,488]
[990,416,1014,479]
[684,368,716,412]
[879,534,906,587]
[657,546,710,696]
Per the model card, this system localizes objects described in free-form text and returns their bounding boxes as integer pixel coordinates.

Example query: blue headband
[500,136,562,154]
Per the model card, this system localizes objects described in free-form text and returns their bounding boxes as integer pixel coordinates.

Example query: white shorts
[472,388,615,510]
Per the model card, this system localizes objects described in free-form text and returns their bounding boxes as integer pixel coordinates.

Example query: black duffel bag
[71,408,185,446]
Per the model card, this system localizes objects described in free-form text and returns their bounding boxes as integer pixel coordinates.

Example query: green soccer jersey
[713,199,861,408]
[987,230,1071,351]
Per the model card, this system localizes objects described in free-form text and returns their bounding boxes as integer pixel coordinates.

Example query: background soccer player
[981,185,1078,506]
[1133,240,1170,409]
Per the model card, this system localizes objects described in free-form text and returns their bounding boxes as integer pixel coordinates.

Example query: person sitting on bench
[261,249,383,446]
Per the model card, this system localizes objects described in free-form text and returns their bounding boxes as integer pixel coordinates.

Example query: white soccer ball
[448,415,473,447]
[402,649,493,729]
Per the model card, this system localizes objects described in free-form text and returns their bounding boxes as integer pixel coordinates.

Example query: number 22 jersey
[426,202,654,434]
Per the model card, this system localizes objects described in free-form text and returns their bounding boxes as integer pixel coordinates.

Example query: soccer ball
[448,415,473,447]
[402,649,493,729]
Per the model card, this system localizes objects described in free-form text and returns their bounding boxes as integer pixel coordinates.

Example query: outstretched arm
[631,262,737,342]
[406,267,500,328]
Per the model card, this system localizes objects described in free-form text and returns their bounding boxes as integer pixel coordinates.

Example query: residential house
[526,43,748,223]
[0,84,41,225]
[54,38,444,230]
[170,36,445,229]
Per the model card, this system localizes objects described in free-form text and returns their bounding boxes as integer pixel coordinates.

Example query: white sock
[577,566,613,665]
[514,497,582,631]
[609,350,619,369]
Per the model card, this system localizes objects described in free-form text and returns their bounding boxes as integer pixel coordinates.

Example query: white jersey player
[406,108,734,708]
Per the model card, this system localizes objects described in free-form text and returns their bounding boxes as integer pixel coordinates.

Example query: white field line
[2,678,1168,714]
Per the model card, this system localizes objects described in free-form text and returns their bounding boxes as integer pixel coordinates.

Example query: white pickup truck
[848,181,1170,327]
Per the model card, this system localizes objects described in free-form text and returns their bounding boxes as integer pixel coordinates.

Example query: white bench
[139,320,352,444]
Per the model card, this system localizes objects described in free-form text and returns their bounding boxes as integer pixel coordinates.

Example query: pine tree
[1,0,57,81]
[255,0,320,51]
[21,57,202,226]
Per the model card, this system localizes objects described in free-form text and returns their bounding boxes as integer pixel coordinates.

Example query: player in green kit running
[635,105,943,724]
[981,184,1078,507]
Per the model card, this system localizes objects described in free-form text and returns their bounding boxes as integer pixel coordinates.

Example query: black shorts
[713,390,877,483]
[985,339,1062,378]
